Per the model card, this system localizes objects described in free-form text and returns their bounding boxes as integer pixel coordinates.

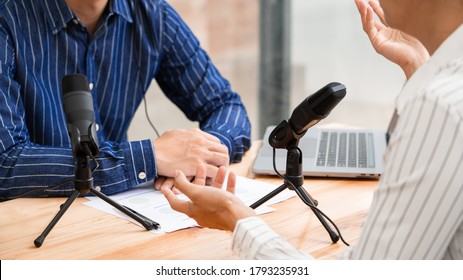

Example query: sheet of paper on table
[84,175,295,233]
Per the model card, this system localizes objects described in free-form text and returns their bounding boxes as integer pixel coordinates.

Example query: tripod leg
[305,192,318,207]
[89,188,159,230]
[250,184,287,209]
[295,187,340,243]
[34,190,81,247]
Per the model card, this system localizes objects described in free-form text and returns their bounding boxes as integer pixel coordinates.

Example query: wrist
[402,53,429,80]
[226,200,256,231]
[402,61,419,80]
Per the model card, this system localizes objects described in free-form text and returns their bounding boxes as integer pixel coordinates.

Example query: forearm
[155,1,250,162]
[0,143,75,198]
[0,139,156,199]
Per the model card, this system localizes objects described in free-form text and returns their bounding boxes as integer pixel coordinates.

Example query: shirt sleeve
[231,216,313,260]
[231,97,463,260]
[0,23,156,200]
[155,1,251,162]
[345,96,463,259]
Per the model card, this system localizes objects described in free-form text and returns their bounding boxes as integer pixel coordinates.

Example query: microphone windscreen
[62,74,90,94]
[309,83,346,115]
[289,82,346,135]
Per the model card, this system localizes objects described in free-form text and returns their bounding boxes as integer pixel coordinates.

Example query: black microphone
[62,74,99,157]
[269,82,346,149]
[289,82,346,135]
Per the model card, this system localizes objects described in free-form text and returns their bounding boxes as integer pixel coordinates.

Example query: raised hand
[355,0,429,79]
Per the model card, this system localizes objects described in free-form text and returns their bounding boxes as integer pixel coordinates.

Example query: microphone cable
[272,147,350,246]
[81,142,100,173]
[143,95,160,138]
[0,178,74,202]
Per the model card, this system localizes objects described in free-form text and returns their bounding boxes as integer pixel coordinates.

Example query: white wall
[291,0,405,129]
[128,0,406,142]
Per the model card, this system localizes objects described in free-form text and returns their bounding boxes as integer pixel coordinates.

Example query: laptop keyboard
[316,132,376,168]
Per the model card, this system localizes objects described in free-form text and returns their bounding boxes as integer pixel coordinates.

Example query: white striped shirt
[232,25,463,260]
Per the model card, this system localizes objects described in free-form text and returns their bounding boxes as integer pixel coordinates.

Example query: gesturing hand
[355,0,429,79]
[161,165,256,231]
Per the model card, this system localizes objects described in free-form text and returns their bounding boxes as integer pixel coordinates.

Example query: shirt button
[138,172,147,180]
[89,83,94,90]
[95,123,100,131]
[63,24,68,29]
[95,186,101,192]
[72,18,79,25]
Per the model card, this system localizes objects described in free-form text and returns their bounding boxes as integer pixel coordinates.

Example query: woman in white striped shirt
[162,0,463,259]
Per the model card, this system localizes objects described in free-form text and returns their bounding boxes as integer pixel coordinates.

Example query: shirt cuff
[231,216,282,259]
[122,139,157,187]
[204,130,234,158]
[231,216,313,260]
[203,129,249,163]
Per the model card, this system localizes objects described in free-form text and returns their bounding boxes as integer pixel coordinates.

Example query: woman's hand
[355,0,429,79]
[161,165,256,231]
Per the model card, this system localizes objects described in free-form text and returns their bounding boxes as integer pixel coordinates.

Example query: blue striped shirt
[0,0,251,199]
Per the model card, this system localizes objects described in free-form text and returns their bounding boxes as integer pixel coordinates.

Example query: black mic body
[62,74,99,157]
[269,82,346,149]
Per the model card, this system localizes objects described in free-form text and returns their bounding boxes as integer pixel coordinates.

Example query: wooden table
[0,143,378,260]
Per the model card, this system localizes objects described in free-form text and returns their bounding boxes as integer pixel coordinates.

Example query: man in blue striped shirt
[0,0,251,199]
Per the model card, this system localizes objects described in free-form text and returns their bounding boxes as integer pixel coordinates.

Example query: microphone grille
[62,74,90,94]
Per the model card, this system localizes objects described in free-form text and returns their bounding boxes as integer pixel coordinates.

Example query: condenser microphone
[269,82,346,149]
[289,82,346,135]
[62,74,99,157]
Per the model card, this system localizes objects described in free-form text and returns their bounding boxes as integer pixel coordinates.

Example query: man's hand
[153,128,229,190]
[355,0,429,79]
[161,165,256,231]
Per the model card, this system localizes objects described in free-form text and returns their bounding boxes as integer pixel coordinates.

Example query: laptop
[252,125,390,179]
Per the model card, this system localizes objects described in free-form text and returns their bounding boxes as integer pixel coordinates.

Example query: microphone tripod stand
[250,146,340,244]
[34,144,159,248]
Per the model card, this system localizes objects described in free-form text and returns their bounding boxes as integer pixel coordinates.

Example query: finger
[207,141,229,155]
[194,128,221,143]
[354,0,368,27]
[189,144,229,167]
[226,171,236,194]
[160,177,175,190]
[161,186,190,215]
[364,5,378,39]
[205,164,219,180]
[212,166,228,189]
[192,164,207,185]
[195,138,229,159]
[356,0,379,38]
[173,170,198,197]
[154,176,167,190]
[205,150,229,167]
[172,186,182,195]
[368,0,387,26]
[373,20,383,32]
[194,130,229,155]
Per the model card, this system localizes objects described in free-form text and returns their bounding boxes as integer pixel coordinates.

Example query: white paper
[84,175,295,233]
